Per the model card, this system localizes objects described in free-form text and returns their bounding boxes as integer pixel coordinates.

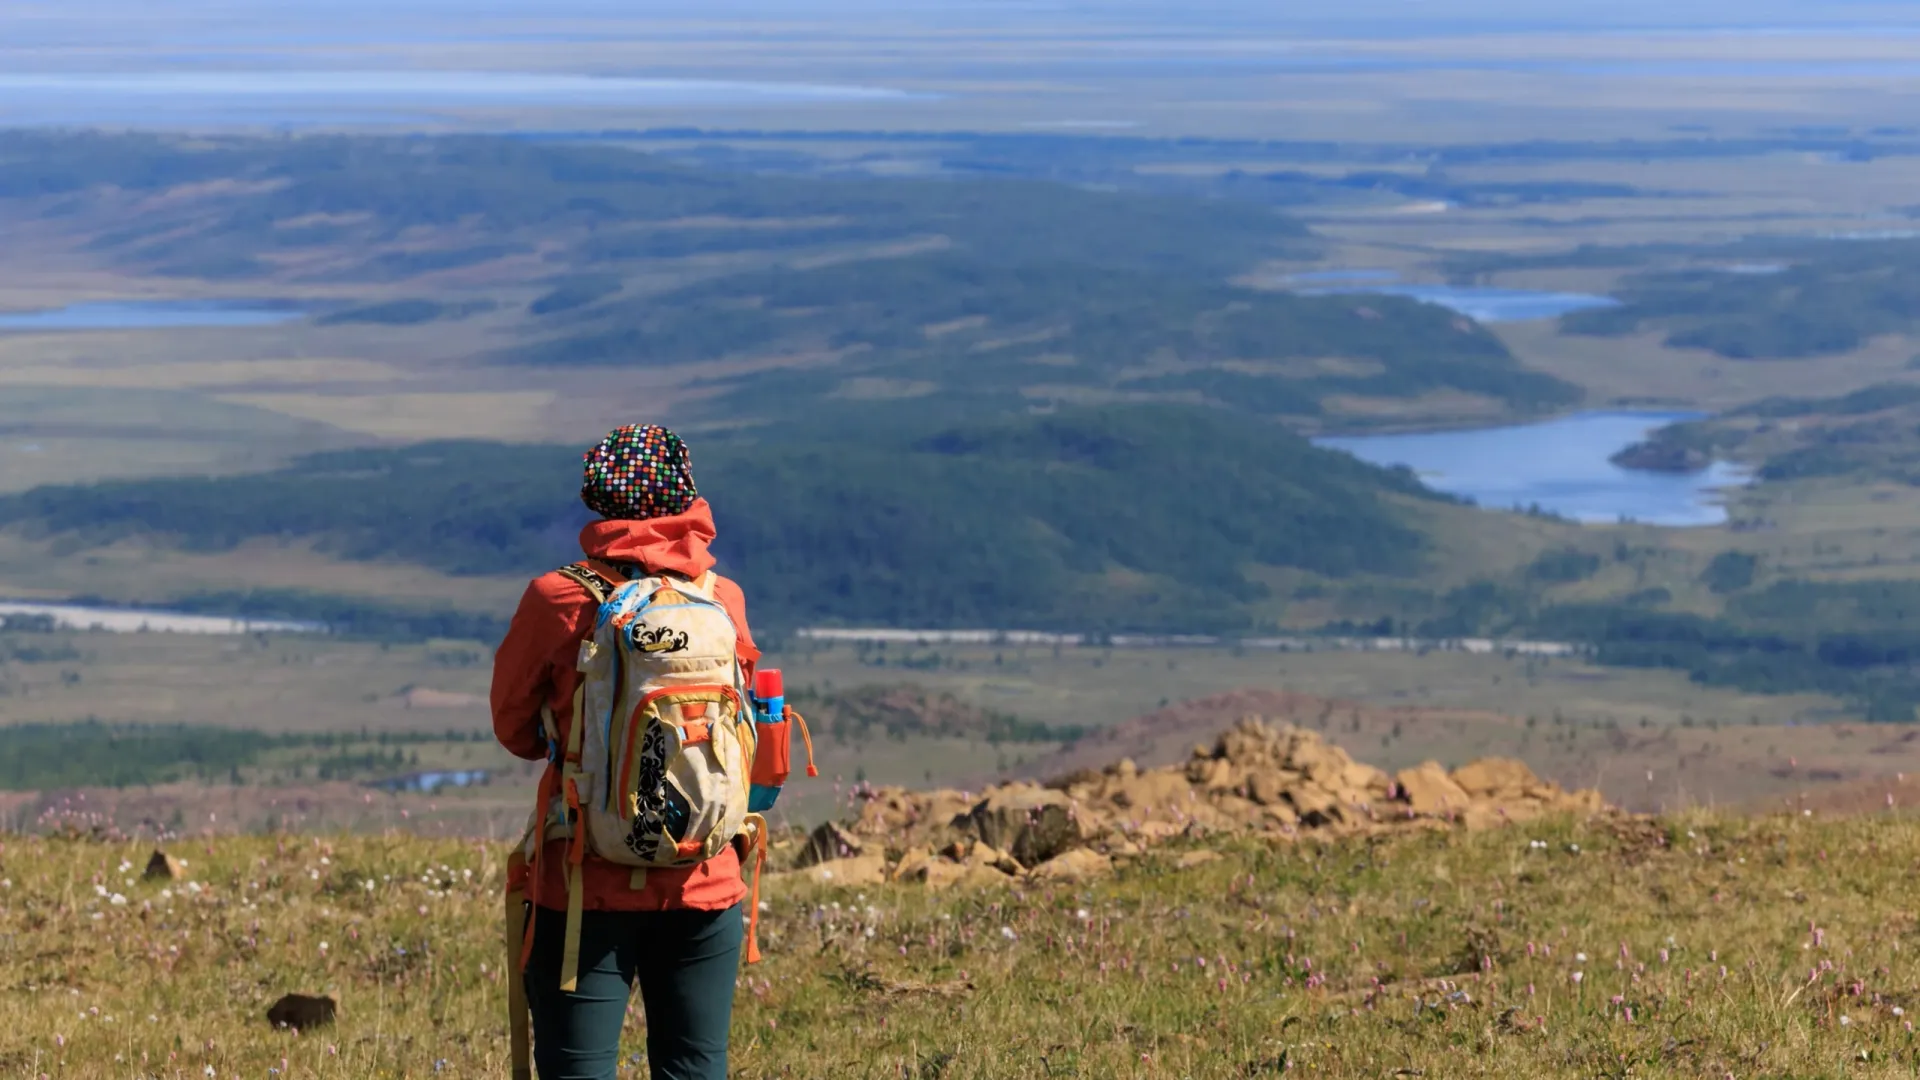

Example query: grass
[7,810,1920,1077]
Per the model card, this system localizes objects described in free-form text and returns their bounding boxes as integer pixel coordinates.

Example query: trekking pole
[505,852,533,1080]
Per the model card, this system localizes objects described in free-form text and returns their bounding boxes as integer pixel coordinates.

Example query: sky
[8,0,1917,136]
[13,0,1920,37]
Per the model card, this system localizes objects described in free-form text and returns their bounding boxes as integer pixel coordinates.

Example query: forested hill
[0,405,1441,634]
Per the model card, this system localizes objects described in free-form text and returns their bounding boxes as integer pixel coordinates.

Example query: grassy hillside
[7,810,1919,1077]
[0,405,1443,633]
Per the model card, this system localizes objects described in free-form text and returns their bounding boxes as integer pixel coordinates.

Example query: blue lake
[1318,411,1748,527]
[1283,271,1618,323]
[0,301,304,331]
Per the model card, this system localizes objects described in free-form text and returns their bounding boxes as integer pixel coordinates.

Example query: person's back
[492,424,757,1080]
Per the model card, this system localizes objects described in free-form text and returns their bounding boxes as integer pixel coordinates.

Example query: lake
[1317,411,1748,526]
[0,601,322,635]
[1283,271,1618,323]
[0,300,304,331]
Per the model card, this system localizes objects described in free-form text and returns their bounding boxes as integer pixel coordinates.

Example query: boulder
[1451,758,1540,800]
[266,993,337,1032]
[1029,849,1112,883]
[849,786,975,842]
[1174,850,1221,870]
[1245,771,1287,807]
[800,854,888,888]
[887,845,935,882]
[1396,762,1471,816]
[143,850,183,881]
[1133,821,1186,843]
[896,857,969,891]
[1284,732,1355,785]
[1104,770,1194,812]
[966,842,1024,876]
[1286,783,1345,824]
[797,822,864,869]
[961,863,1017,888]
[959,785,1085,867]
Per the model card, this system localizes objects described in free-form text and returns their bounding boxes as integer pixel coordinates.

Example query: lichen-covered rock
[958,785,1084,867]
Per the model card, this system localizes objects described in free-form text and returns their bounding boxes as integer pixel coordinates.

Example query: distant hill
[0,131,1577,423]
[1561,238,1920,360]
[0,404,1443,634]
[0,130,1311,283]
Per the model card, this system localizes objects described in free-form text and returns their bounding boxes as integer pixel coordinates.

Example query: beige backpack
[506,562,770,1076]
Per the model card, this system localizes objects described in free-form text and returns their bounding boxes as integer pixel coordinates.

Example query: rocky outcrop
[774,717,1611,890]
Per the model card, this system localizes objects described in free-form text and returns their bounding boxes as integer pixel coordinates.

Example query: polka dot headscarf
[580,424,699,521]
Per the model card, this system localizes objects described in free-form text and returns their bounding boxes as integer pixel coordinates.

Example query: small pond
[1282,269,1618,323]
[0,300,304,331]
[0,601,322,635]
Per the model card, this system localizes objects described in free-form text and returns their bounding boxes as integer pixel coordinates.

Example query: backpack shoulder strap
[553,561,622,605]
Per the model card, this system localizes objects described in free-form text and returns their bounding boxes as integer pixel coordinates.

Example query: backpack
[506,560,807,1071]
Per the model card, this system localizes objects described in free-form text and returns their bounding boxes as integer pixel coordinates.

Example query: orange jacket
[491,499,758,912]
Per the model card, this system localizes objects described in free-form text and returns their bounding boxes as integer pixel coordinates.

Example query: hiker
[491,423,766,1080]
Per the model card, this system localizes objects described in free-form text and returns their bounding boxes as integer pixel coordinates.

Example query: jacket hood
[577,497,718,580]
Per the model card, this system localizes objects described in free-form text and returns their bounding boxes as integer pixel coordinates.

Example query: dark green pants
[523,904,743,1080]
